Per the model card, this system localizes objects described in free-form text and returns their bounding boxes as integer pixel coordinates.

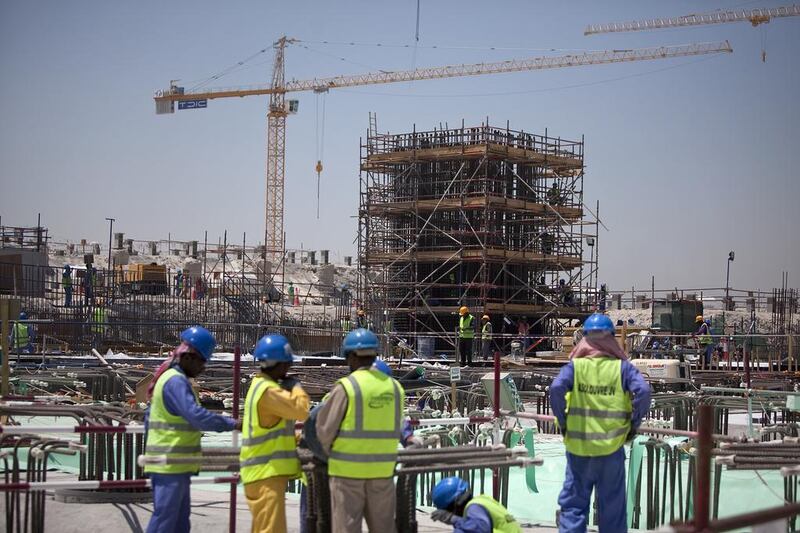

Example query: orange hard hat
[459,306,469,315]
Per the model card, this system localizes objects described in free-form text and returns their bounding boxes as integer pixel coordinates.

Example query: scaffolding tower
[357,120,599,354]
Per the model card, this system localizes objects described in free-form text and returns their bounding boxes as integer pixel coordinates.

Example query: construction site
[2,3,800,533]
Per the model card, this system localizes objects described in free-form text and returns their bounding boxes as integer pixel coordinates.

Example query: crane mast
[265,38,289,263]
[154,39,733,263]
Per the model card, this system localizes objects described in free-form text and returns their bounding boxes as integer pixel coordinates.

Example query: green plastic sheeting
[626,435,648,528]
[511,428,539,493]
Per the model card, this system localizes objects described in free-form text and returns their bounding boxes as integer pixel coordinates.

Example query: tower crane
[154,38,732,263]
[584,5,800,35]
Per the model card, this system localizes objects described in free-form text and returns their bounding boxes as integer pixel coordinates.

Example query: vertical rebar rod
[694,404,713,531]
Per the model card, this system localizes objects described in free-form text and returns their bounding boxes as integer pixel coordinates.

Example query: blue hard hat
[373,359,391,376]
[254,334,295,363]
[18,312,27,320]
[342,328,379,356]
[583,313,615,335]
[180,326,216,361]
[432,477,470,510]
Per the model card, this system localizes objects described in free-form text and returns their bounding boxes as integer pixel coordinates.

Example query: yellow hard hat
[695,315,703,323]
[482,314,490,320]
[459,306,469,316]
[357,309,365,316]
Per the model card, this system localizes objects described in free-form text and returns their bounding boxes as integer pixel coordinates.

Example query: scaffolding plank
[366,196,583,219]
[363,248,582,268]
[362,143,583,171]
[408,303,586,316]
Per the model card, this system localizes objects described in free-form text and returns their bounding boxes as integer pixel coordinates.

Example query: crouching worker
[144,326,239,533]
[430,476,522,533]
[241,334,309,533]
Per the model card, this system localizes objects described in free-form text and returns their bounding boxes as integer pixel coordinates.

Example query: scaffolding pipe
[0,424,145,434]
[493,346,500,500]
[397,456,542,475]
[0,476,238,492]
[230,344,241,533]
[500,411,739,442]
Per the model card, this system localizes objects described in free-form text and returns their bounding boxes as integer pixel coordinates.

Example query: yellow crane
[154,37,732,263]
[584,5,800,35]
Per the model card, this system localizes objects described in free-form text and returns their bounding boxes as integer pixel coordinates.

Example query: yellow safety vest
[482,321,492,340]
[144,368,202,474]
[698,323,713,346]
[465,495,522,533]
[239,375,300,484]
[328,369,404,479]
[13,323,29,349]
[91,308,107,334]
[459,315,475,339]
[564,357,632,457]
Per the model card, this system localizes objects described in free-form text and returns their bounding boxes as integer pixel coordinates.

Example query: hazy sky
[1,1,798,293]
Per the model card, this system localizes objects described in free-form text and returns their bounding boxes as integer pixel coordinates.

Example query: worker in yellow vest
[316,328,405,533]
[480,314,493,360]
[693,315,714,369]
[11,312,32,353]
[549,313,651,532]
[241,334,309,533]
[143,326,239,533]
[430,476,521,533]
[458,306,475,366]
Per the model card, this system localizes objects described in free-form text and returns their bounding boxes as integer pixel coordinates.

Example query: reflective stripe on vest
[465,495,522,533]
[13,323,29,349]
[144,368,202,474]
[564,357,632,457]
[459,315,474,339]
[699,323,713,345]
[328,369,405,479]
[239,376,300,484]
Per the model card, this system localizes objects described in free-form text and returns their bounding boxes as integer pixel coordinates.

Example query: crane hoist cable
[314,90,327,220]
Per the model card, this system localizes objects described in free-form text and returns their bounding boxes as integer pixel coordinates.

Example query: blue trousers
[558,448,627,533]
[147,473,192,533]
[300,485,308,533]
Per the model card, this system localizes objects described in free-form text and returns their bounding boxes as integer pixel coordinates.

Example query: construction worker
[341,314,352,332]
[62,265,73,307]
[143,326,239,533]
[693,315,714,369]
[89,300,108,348]
[458,306,476,366]
[287,281,295,306]
[11,312,32,353]
[430,476,522,533]
[480,315,493,360]
[315,328,405,533]
[174,269,183,297]
[241,334,309,533]
[516,316,530,354]
[82,266,93,306]
[356,308,369,329]
[550,313,651,533]
[547,182,561,205]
